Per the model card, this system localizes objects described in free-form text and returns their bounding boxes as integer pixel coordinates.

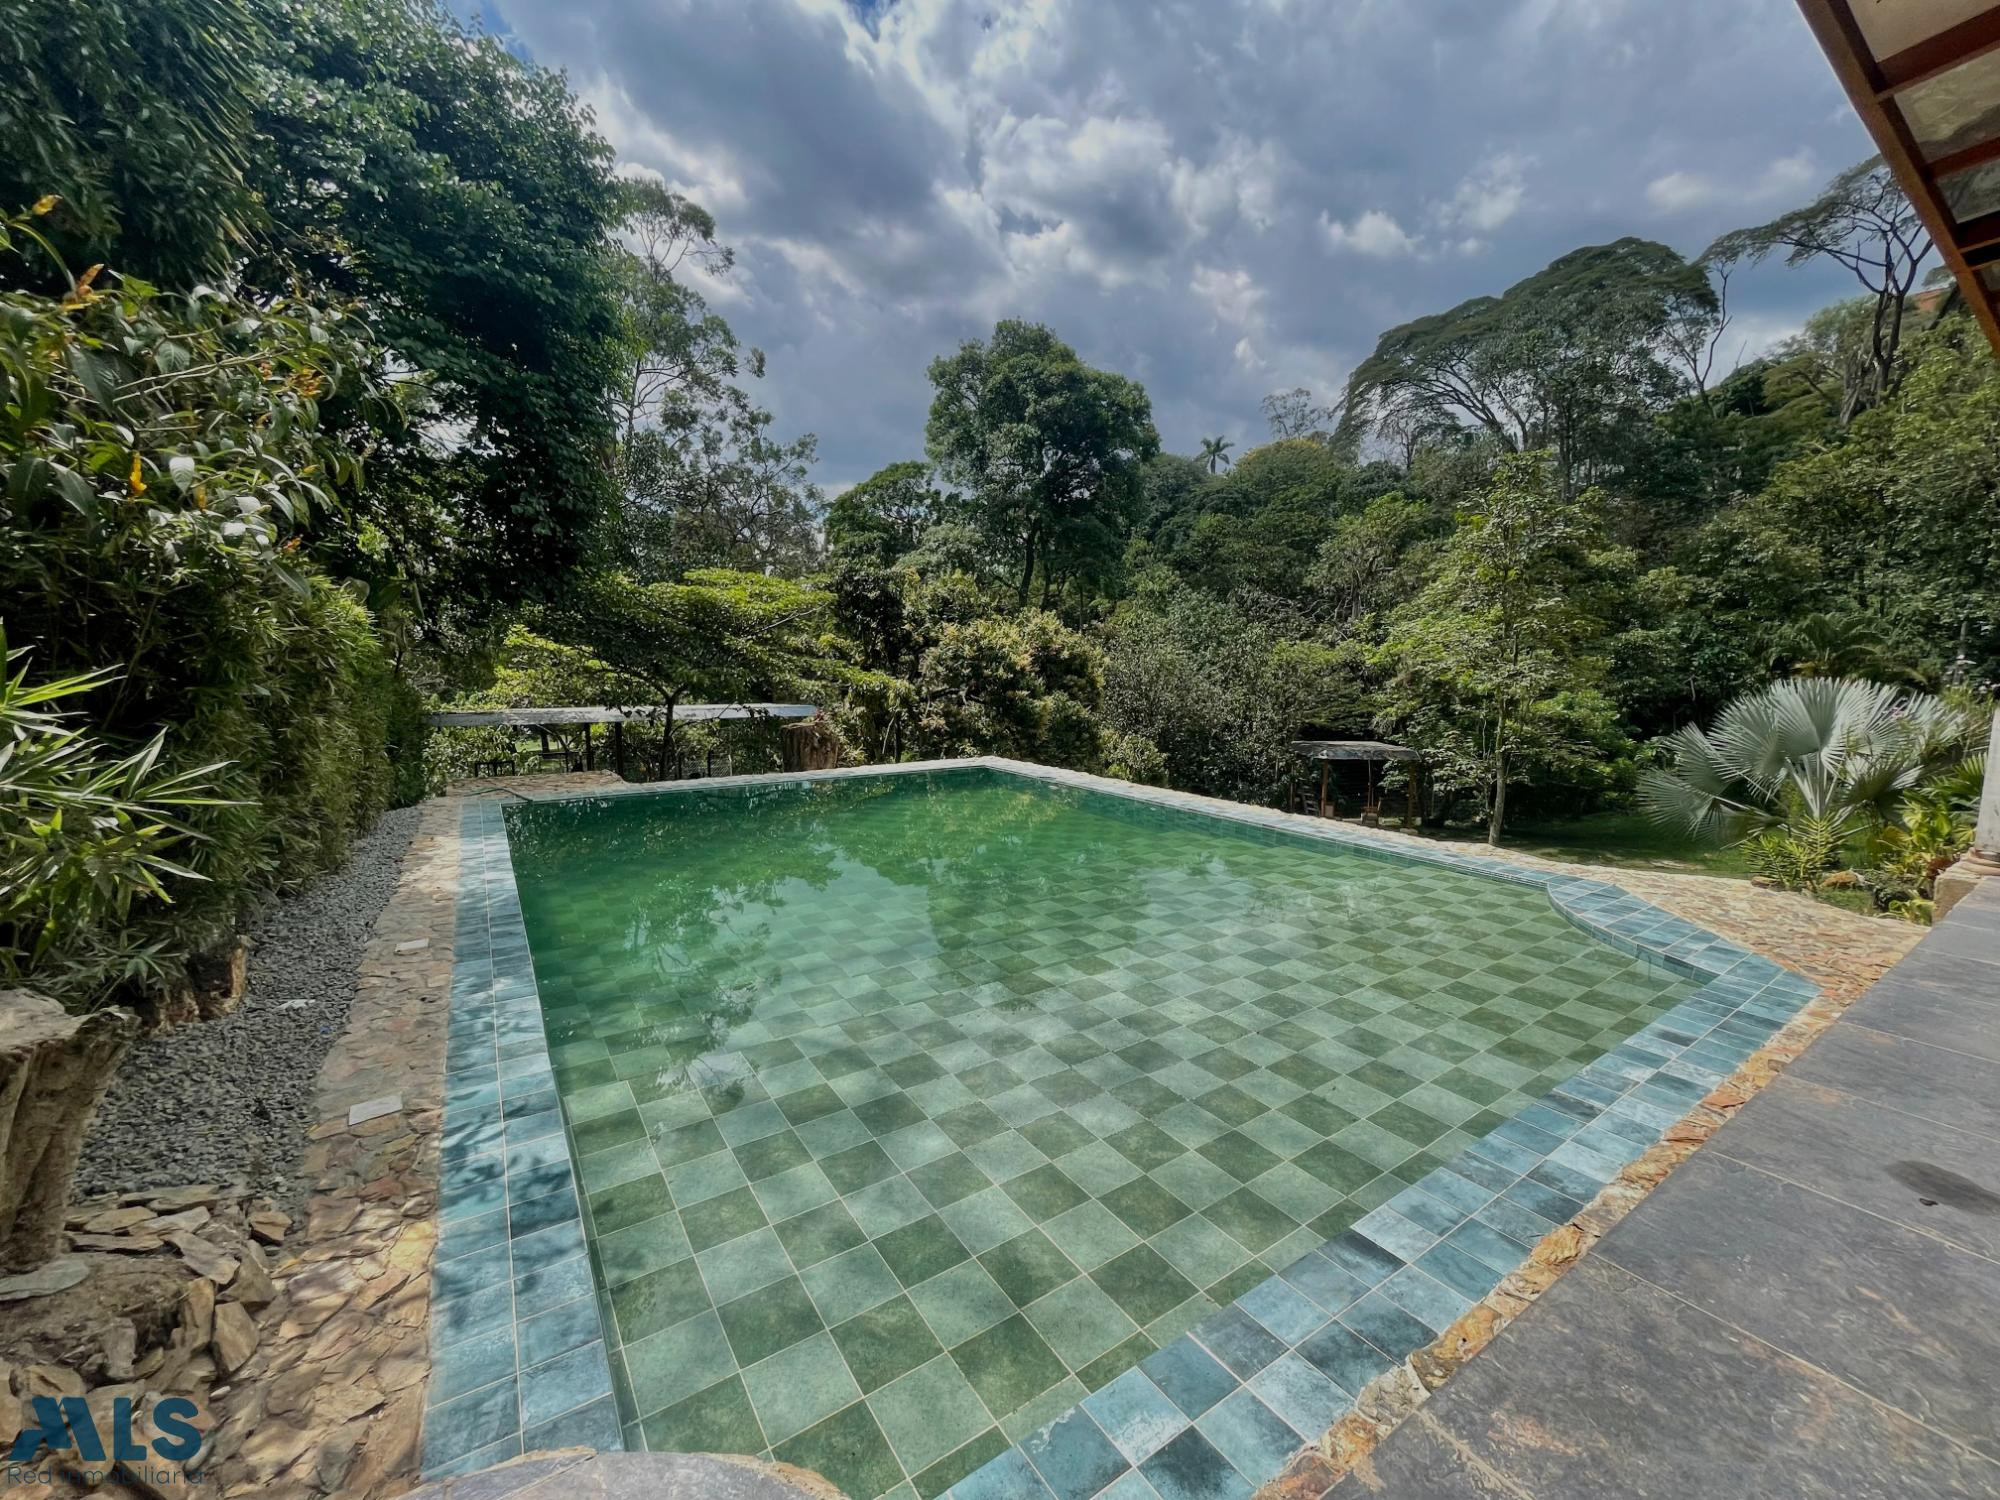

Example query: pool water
[505,769,1697,1498]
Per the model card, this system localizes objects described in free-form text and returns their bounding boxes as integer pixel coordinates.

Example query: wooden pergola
[1289,740,1425,827]
[1796,0,2000,352]
[425,703,818,779]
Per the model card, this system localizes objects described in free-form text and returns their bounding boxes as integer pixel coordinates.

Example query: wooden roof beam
[1873,4,2000,96]
[1796,0,2000,353]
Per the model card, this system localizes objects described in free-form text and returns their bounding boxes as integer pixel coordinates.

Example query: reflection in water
[505,769,1629,1108]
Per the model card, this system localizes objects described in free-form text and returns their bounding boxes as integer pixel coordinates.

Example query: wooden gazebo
[1288,740,1425,827]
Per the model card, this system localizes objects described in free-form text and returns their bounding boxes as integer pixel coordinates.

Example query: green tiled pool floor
[506,770,1695,1497]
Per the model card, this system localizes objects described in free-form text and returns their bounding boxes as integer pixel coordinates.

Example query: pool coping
[418,757,1820,1494]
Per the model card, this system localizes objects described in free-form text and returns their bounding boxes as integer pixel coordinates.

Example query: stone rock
[0,1256,88,1301]
[234,1418,313,1482]
[314,1428,362,1491]
[144,1185,222,1214]
[225,1251,276,1310]
[69,1234,167,1254]
[1355,1361,1429,1428]
[211,1301,259,1375]
[81,1207,156,1234]
[99,1319,138,1382]
[22,1363,85,1400]
[147,1207,212,1236]
[181,1278,216,1347]
[117,1450,191,1500]
[346,1095,402,1128]
[246,1211,291,1247]
[173,1351,216,1395]
[168,1232,239,1283]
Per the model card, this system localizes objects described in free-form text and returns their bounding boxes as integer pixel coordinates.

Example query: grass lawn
[1411,811,1755,877]
[1402,809,1903,920]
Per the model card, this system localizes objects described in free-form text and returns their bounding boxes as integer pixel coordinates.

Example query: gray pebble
[75,805,425,1214]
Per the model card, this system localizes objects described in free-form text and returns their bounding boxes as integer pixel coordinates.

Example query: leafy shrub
[1859,774,1981,920]
[1100,585,1371,804]
[1642,677,1984,843]
[1104,731,1168,786]
[0,206,419,1001]
[1741,817,1849,893]
[910,612,1108,769]
[0,631,230,1002]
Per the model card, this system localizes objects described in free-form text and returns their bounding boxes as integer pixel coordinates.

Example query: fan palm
[1769,611,1925,685]
[1639,677,1984,846]
[1199,435,1233,474]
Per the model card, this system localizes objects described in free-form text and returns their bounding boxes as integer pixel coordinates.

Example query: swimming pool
[421,762,1815,1496]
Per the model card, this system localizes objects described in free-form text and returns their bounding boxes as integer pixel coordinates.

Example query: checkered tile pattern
[485,770,1764,1500]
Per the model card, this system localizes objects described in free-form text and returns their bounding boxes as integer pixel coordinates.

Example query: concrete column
[1935,709,2000,918]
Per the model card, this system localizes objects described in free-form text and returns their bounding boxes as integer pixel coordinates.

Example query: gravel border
[76,804,424,1208]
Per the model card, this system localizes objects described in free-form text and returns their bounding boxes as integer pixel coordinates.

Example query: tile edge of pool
[419,758,1818,1493]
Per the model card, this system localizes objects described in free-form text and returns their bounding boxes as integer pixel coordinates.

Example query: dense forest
[3,0,1995,1009]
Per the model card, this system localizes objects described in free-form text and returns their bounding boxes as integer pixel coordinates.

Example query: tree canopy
[926,320,1159,607]
[1344,238,1719,498]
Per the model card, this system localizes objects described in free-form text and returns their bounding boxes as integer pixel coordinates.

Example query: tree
[1703,159,1930,423]
[1779,296,1895,429]
[1725,316,2000,681]
[1198,436,1234,474]
[1345,240,1719,499]
[909,613,1108,769]
[610,181,749,449]
[1639,679,1983,885]
[1101,584,1371,803]
[249,0,628,606]
[618,416,824,578]
[609,178,823,579]
[925,321,1159,608]
[0,0,265,289]
[1380,451,1623,843]
[1308,493,1439,629]
[826,462,953,564]
[535,570,859,779]
[1261,387,1343,443]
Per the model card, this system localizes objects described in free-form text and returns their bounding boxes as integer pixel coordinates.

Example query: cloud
[1646,149,1820,214]
[1190,264,1266,330]
[476,0,1872,487]
[1321,209,1421,259]
[1436,153,1531,236]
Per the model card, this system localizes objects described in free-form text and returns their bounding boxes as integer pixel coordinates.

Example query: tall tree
[249,0,627,607]
[925,321,1159,607]
[1199,436,1234,473]
[826,462,953,563]
[609,179,822,579]
[1380,451,1622,843]
[1261,387,1344,443]
[1702,159,1930,424]
[535,569,855,778]
[0,0,265,289]
[1345,239,1719,499]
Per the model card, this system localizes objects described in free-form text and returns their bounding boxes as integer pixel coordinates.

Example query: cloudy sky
[461,0,1875,490]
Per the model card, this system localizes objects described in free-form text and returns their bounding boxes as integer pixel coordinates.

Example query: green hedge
[0,221,423,1005]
